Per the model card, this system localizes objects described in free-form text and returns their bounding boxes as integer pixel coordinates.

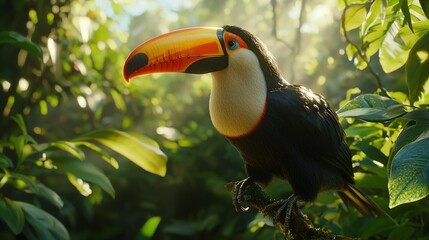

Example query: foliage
[0,0,428,239]
[0,2,166,238]
[337,0,429,238]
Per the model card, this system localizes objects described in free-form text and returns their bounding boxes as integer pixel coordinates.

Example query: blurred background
[0,0,418,239]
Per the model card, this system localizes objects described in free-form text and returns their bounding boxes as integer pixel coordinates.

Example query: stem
[341,0,386,94]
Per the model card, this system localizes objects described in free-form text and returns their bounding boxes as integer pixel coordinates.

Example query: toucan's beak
[123,27,228,82]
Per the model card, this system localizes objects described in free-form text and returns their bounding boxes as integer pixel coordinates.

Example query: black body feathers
[227,85,353,201]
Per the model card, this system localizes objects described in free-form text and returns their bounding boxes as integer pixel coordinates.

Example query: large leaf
[379,22,410,73]
[75,129,167,177]
[16,202,70,240]
[344,4,368,31]
[0,196,25,234]
[10,173,64,208]
[406,32,429,105]
[388,134,429,208]
[387,123,429,175]
[73,141,119,169]
[337,94,406,121]
[0,31,43,59]
[53,157,115,198]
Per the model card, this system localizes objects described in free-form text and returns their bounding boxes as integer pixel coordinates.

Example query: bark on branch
[225,181,358,240]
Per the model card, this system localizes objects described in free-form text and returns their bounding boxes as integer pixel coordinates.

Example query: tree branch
[225,181,358,240]
[340,0,386,95]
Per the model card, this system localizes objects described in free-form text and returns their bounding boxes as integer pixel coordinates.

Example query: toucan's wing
[267,85,353,181]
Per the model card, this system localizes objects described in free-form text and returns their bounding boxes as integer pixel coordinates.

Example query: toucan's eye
[227,39,239,50]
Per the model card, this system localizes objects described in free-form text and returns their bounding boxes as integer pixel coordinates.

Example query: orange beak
[123,27,228,82]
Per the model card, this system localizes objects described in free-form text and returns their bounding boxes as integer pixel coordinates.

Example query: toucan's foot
[232,177,253,212]
[262,194,304,232]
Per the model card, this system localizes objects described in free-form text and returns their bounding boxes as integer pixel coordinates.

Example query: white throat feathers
[210,49,267,138]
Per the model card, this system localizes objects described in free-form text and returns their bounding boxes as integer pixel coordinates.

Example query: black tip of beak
[124,53,149,81]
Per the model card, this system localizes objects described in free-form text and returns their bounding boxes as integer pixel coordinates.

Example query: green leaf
[53,157,115,198]
[379,22,410,73]
[400,0,413,32]
[74,141,119,169]
[355,140,388,163]
[110,89,127,112]
[362,0,383,35]
[420,0,429,19]
[75,129,167,177]
[337,94,406,121]
[11,173,39,193]
[388,135,429,208]
[0,196,25,234]
[37,183,64,209]
[344,4,368,31]
[14,135,26,165]
[16,201,70,240]
[49,141,85,160]
[140,216,161,239]
[11,114,28,136]
[0,31,43,59]
[34,141,85,161]
[7,172,63,208]
[387,123,429,174]
[406,32,429,105]
[0,154,13,169]
[397,20,429,48]
[345,124,382,138]
[401,109,429,122]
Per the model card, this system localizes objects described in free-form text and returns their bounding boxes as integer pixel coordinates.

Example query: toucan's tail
[337,183,384,216]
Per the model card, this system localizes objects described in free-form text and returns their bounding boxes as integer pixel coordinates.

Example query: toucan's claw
[232,177,253,212]
[262,194,303,233]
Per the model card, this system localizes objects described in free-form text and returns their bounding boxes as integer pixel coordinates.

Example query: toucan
[123,25,383,228]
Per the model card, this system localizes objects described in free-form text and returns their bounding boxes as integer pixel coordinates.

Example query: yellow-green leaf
[75,129,167,177]
[344,4,368,31]
[406,32,429,105]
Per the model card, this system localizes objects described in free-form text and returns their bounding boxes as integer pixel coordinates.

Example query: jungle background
[1,0,429,239]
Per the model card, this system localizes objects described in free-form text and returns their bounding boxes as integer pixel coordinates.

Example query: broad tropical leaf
[388,134,429,208]
[337,94,406,121]
[75,129,167,177]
